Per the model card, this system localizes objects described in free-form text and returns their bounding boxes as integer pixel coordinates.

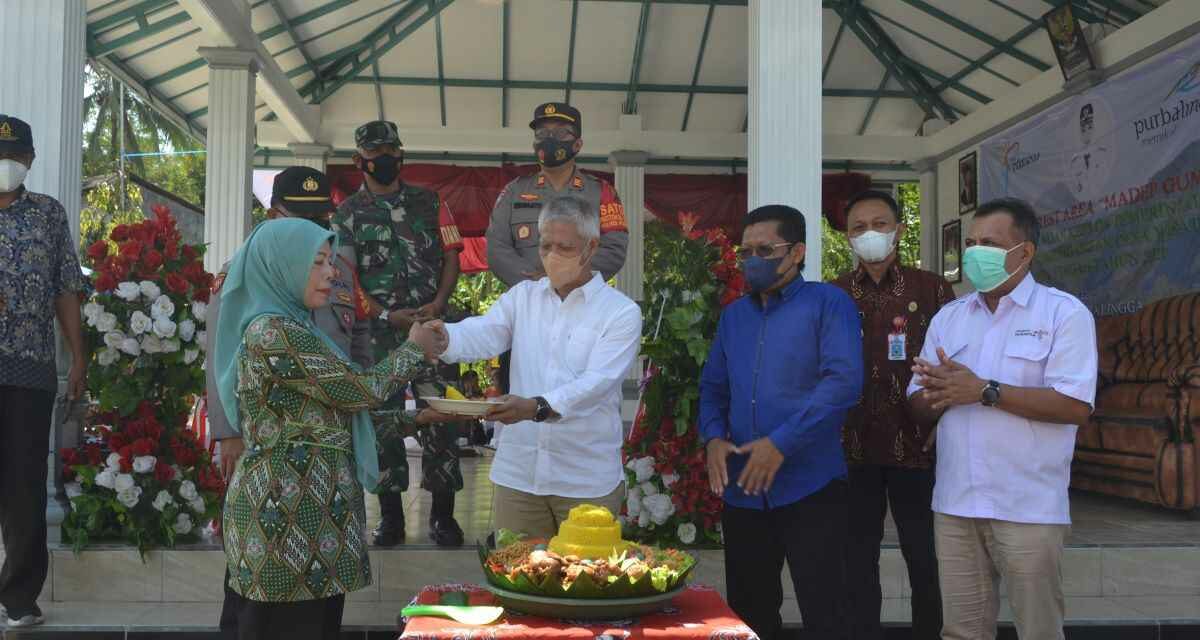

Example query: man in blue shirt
[700,204,863,640]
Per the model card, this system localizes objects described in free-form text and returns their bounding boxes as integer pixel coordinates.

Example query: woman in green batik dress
[211,218,446,640]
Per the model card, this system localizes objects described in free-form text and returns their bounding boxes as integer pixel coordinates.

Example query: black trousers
[0,385,54,617]
[845,465,942,640]
[722,479,849,640]
[219,567,244,639]
[234,594,345,640]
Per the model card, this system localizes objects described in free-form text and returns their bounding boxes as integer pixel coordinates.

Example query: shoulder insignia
[572,175,584,190]
[536,174,546,188]
[517,224,532,240]
[337,292,352,305]
[519,193,540,201]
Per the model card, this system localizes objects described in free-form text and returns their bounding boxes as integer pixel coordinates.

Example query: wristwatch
[377,307,390,323]
[981,380,1001,407]
[532,396,552,422]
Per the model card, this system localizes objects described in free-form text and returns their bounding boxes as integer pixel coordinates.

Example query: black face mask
[361,153,401,185]
[535,139,577,168]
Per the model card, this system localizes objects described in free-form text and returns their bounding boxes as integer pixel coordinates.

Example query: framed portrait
[1044,4,1096,83]
[942,219,962,284]
[958,151,977,215]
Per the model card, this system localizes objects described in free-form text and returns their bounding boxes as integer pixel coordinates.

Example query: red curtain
[326,164,873,272]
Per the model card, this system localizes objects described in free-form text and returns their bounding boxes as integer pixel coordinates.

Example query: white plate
[422,397,502,417]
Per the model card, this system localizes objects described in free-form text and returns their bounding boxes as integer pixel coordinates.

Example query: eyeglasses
[736,242,793,261]
[533,128,577,142]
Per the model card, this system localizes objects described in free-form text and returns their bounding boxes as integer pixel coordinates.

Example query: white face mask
[0,159,29,192]
[849,229,897,263]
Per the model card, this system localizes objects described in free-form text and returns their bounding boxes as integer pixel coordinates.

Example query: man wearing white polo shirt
[908,198,1097,640]
[429,196,641,538]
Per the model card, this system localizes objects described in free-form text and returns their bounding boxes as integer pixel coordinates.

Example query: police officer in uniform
[333,121,466,548]
[486,103,628,392]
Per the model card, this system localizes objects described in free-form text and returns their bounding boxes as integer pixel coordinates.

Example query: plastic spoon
[401,605,505,625]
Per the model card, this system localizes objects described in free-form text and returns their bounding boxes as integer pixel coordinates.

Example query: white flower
[66,482,83,498]
[138,280,161,300]
[97,347,119,366]
[152,490,174,512]
[132,455,157,474]
[94,469,117,489]
[161,338,180,354]
[106,452,123,470]
[639,481,659,497]
[116,486,143,508]
[96,312,118,332]
[173,513,193,535]
[114,473,136,492]
[677,522,697,545]
[643,493,675,526]
[637,508,651,528]
[115,282,141,302]
[183,349,199,365]
[129,310,152,335]
[119,337,141,357]
[140,335,163,354]
[103,331,125,350]
[152,316,177,339]
[192,301,207,324]
[151,295,175,320]
[178,319,196,342]
[196,331,207,351]
[83,302,103,325]
[179,480,199,501]
[189,497,206,514]
[662,473,679,488]
[630,456,655,483]
[626,487,642,518]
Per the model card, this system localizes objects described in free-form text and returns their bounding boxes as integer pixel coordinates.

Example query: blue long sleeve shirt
[699,275,864,510]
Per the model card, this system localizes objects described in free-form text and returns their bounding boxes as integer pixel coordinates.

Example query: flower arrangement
[61,206,223,555]
[622,213,744,547]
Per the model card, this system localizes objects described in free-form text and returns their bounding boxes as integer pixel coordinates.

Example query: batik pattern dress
[223,314,424,602]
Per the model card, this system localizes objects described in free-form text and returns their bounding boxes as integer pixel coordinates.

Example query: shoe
[6,606,45,627]
[429,516,465,547]
[373,518,405,547]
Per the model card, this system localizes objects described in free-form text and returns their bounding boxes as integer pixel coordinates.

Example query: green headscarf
[212,218,380,492]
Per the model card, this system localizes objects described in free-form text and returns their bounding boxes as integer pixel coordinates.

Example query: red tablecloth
[399,584,758,640]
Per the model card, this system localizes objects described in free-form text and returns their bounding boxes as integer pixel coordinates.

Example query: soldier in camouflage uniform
[333,120,466,547]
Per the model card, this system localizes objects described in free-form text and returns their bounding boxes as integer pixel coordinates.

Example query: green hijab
[213,218,380,492]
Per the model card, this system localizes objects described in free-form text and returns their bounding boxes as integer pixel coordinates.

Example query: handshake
[407,319,449,363]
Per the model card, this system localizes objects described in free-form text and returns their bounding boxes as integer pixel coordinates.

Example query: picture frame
[1044,3,1097,84]
[958,151,977,215]
[942,219,962,284]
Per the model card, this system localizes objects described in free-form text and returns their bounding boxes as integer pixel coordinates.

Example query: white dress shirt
[441,272,642,498]
[907,274,1098,525]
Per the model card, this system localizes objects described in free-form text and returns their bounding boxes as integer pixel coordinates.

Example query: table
[399,584,758,640]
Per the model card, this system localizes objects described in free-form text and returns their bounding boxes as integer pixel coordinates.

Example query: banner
[979,35,1200,317]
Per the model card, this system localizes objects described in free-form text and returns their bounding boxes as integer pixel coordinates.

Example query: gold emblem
[544,104,557,115]
[517,225,531,240]
[555,148,567,161]
[0,121,11,139]
[302,176,319,192]
[908,301,918,312]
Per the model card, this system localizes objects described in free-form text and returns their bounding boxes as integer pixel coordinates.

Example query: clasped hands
[705,437,784,497]
[911,347,986,412]
[405,318,450,363]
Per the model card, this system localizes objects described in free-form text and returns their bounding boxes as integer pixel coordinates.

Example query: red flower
[95,272,117,292]
[119,240,142,260]
[137,401,156,419]
[193,285,211,303]
[154,461,175,484]
[87,240,109,261]
[142,249,164,271]
[166,272,189,295]
[133,222,158,246]
[144,422,162,442]
[163,238,179,260]
[61,447,80,466]
[110,224,131,242]
[118,445,133,462]
[182,245,198,262]
[85,445,103,466]
[131,438,155,457]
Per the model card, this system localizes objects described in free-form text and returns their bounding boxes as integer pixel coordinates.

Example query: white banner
[979,34,1200,317]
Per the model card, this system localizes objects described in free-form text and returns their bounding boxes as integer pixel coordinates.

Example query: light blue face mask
[962,242,1026,293]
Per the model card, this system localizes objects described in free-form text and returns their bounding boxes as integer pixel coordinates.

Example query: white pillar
[748,0,822,281]
[288,142,330,171]
[913,158,938,272]
[0,0,86,237]
[609,150,647,303]
[199,47,257,272]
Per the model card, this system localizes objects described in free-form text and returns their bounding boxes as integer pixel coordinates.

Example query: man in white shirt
[907,198,1098,640]
[428,196,641,538]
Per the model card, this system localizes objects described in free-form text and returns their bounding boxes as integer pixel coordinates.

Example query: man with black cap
[485,103,628,393]
[205,166,374,637]
[332,120,466,547]
[0,115,87,627]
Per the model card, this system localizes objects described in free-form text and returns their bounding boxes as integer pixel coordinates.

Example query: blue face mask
[743,255,786,293]
[962,243,1025,293]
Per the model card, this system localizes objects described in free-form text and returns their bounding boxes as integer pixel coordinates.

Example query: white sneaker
[6,613,45,627]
